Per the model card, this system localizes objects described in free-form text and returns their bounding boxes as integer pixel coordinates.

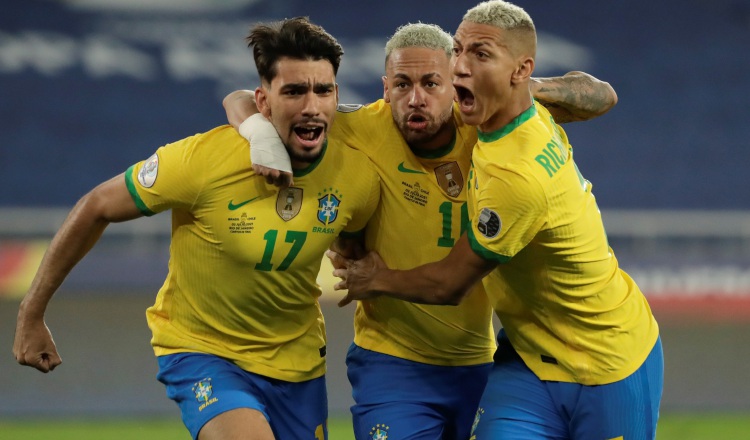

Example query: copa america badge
[137,153,159,188]
[477,208,501,238]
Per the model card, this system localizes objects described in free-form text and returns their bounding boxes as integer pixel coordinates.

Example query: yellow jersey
[467,101,659,384]
[125,125,380,382]
[332,101,495,366]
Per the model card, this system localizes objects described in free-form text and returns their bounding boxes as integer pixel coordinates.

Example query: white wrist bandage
[239,114,292,173]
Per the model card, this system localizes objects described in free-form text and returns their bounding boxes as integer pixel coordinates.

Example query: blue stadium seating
[1,0,748,209]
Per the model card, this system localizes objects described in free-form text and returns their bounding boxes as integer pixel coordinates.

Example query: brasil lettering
[198,397,219,412]
[312,226,335,234]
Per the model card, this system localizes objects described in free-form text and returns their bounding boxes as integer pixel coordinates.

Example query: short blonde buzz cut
[463,0,536,57]
[384,22,453,64]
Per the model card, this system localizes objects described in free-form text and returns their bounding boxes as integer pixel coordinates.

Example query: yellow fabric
[332,101,495,366]
[125,125,380,382]
[467,102,659,384]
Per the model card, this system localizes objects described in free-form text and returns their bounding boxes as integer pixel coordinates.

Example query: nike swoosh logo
[228,197,260,210]
[397,162,427,174]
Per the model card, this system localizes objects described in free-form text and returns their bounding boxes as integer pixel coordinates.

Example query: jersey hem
[353,334,494,367]
[518,330,660,385]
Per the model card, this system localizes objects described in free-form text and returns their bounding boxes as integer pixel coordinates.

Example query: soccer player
[330,2,663,439]
[13,17,380,440]
[224,22,618,440]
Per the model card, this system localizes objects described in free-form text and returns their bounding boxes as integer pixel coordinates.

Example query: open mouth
[406,113,429,130]
[454,85,475,112]
[293,125,324,148]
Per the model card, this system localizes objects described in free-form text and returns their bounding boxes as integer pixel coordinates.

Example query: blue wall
[2,0,748,209]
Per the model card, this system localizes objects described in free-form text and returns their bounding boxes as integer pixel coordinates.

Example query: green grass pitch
[1,413,749,439]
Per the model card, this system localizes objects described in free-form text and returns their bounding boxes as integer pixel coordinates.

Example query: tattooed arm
[530,71,618,123]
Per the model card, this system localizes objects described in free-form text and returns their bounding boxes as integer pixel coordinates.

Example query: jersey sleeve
[340,153,380,236]
[124,134,207,215]
[330,103,379,152]
[468,165,547,263]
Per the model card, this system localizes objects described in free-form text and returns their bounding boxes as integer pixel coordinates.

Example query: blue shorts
[346,343,492,440]
[156,352,328,440]
[471,330,664,440]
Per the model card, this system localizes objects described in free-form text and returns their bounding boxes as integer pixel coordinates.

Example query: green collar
[411,126,457,159]
[477,103,537,143]
[292,138,327,177]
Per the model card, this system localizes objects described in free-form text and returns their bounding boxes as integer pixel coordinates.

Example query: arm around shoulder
[531,71,618,123]
[222,89,259,129]
[333,233,496,307]
[224,89,294,183]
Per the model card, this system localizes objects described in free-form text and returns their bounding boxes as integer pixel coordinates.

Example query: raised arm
[530,71,618,123]
[222,89,259,129]
[13,175,143,373]
[330,233,496,307]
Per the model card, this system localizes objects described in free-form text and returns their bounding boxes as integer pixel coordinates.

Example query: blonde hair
[384,22,453,62]
[463,1,536,56]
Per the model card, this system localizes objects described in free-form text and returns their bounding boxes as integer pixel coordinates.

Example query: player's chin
[456,108,483,127]
[402,125,439,143]
[289,144,324,165]
[403,131,434,146]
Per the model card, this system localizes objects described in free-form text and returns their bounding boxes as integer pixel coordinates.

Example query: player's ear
[335,83,339,105]
[511,57,534,85]
[382,76,390,103]
[255,86,272,119]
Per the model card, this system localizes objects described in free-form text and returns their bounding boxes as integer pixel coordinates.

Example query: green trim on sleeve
[124,165,156,217]
[467,226,511,264]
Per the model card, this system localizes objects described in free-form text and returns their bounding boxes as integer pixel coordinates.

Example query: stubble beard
[397,107,454,149]
[285,139,325,165]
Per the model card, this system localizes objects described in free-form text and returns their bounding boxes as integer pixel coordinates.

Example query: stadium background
[1,0,749,431]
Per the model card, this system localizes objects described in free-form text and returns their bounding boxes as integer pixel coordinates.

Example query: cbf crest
[317,188,342,225]
[192,377,219,412]
[192,378,213,402]
[469,407,485,440]
[434,161,463,198]
[369,423,389,440]
[276,188,303,221]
